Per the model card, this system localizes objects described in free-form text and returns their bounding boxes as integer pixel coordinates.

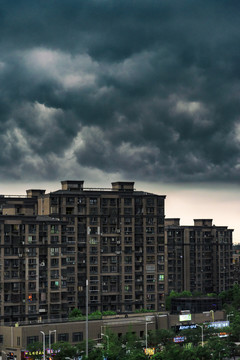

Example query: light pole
[40,331,45,360]
[145,316,154,350]
[196,324,204,347]
[227,312,234,323]
[101,333,109,354]
[86,279,88,358]
[49,330,56,355]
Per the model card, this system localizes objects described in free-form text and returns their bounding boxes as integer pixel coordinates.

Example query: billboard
[179,314,192,322]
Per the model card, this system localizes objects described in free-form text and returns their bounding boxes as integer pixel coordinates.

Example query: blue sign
[179,324,197,330]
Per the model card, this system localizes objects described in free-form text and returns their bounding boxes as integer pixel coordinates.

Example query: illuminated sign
[144,348,155,356]
[179,314,192,322]
[179,324,197,331]
[173,336,186,343]
[208,321,229,329]
[219,332,229,338]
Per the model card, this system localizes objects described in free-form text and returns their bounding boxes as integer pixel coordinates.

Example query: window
[29,225,36,234]
[0,335,3,344]
[159,274,164,281]
[51,236,59,244]
[124,256,132,264]
[72,332,83,342]
[89,237,98,245]
[124,217,131,225]
[124,198,132,206]
[50,247,59,256]
[51,270,59,279]
[90,198,97,205]
[27,336,39,345]
[124,237,132,244]
[124,208,132,215]
[51,258,59,267]
[28,248,36,256]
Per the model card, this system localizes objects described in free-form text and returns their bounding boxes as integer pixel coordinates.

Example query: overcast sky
[0,1,240,241]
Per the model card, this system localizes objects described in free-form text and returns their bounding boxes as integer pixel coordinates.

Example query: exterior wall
[0,216,71,324]
[165,219,233,295]
[0,311,226,360]
[40,182,166,314]
[0,182,234,328]
[157,310,225,330]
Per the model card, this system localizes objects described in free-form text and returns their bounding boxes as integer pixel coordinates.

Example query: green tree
[69,308,83,319]
[26,341,43,360]
[165,290,192,310]
[229,311,240,341]
[52,341,76,360]
[75,339,95,356]
[148,329,175,347]
[206,336,232,360]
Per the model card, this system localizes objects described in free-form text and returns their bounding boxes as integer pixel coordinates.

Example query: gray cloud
[0,0,240,182]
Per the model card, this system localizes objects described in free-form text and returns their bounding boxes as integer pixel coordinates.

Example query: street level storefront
[0,311,225,360]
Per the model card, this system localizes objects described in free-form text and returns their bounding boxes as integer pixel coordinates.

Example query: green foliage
[26,342,43,360]
[52,341,77,360]
[134,308,156,313]
[165,290,192,310]
[219,284,240,309]
[206,293,217,297]
[229,311,240,341]
[75,339,95,354]
[69,308,83,319]
[88,310,102,320]
[148,329,175,347]
[206,336,233,360]
[102,310,117,316]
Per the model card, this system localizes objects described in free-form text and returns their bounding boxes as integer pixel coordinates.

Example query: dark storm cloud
[0,0,240,182]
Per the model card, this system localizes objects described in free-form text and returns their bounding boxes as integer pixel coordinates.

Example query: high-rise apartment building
[0,181,166,324]
[165,218,233,295]
[0,182,234,325]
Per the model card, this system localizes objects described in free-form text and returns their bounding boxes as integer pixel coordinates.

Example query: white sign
[179,314,192,322]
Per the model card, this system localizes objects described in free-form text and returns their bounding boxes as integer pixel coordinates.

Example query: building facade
[0,181,166,324]
[0,181,234,326]
[0,311,226,360]
[165,218,233,295]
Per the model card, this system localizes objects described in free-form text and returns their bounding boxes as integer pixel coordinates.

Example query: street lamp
[49,330,56,355]
[227,313,234,323]
[86,279,89,358]
[40,331,45,360]
[101,333,109,354]
[196,324,204,347]
[145,316,154,350]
